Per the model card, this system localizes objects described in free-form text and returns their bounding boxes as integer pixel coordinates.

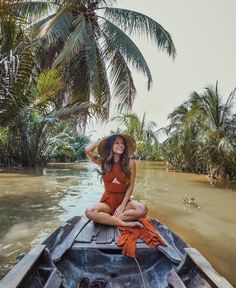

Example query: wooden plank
[94,223,102,236]
[167,269,187,288]
[0,245,46,288]
[157,245,182,264]
[43,216,81,251]
[184,248,233,288]
[96,225,111,244]
[44,268,63,288]
[73,242,121,250]
[105,226,115,244]
[75,220,94,243]
[72,241,149,250]
[51,217,90,262]
[188,273,212,288]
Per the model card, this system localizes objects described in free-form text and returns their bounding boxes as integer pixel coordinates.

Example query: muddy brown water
[0,161,235,286]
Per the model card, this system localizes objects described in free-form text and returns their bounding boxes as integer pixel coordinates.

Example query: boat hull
[0,216,233,288]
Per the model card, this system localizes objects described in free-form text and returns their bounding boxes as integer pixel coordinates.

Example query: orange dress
[100,162,129,214]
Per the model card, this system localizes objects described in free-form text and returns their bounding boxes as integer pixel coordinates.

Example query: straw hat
[97,134,136,157]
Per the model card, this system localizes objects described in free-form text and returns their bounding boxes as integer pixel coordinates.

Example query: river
[0,161,235,286]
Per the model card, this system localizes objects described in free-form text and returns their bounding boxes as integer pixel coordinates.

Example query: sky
[88,0,236,139]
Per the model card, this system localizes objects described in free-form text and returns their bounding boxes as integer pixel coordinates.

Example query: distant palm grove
[0,1,235,184]
[163,82,236,184]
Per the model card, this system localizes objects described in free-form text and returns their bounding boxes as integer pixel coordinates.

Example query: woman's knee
[85,207,97,220]
[136,203,148,217]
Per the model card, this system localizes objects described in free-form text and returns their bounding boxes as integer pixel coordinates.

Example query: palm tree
[44,123,90,161]
[0,1,38,165]
[12,0,176,121]
[1,1,176,166]
[164,82,236,180]
[112,113,160,159]
[168,102,190,131]
[188,82,236,178]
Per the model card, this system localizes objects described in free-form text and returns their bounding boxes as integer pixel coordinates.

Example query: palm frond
[34,68,64,112]
[91,43,111,121]
[101,17,152,89]
[54,15,87,65]
[39,7,73,44]
[168,103,189,129]
[155,127,170,141]
[140,112,146,136]
[47,101,94,119]
[11,1,53,20]
[103,7,176,58]
[221,87,236,127]
[146,120,158,132]
[82,22,100,93]
[98,0,116,6]
[30,13,56,34]
[65,49,90,103]
[109,51,136,113]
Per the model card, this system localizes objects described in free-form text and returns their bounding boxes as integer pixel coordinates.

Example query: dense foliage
[0,0,175,167]
[111,113,161,160]
[162,82,236,182]
[45,121,90,162]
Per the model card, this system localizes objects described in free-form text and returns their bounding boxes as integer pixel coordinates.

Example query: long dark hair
[100,135,130,179]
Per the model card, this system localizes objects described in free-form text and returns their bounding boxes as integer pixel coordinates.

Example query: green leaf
[104,7,176,58]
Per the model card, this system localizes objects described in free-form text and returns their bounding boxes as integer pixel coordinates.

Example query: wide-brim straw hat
[97,134,136,157]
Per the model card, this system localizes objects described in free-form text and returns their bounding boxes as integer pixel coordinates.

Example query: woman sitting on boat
[85,134,147,228]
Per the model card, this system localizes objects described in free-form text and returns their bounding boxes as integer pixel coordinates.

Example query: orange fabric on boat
[117,216,166,258]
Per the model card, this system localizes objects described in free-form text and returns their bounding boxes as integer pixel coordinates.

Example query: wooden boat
[0,216,233,288]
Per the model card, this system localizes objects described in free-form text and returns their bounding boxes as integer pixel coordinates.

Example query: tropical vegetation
[108,83,236,183]
[0,0,176,167]
[111,113,161,160]
[162,82,236,182]
[44,121,90,162]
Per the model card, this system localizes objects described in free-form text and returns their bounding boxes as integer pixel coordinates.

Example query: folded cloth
[117,217,167,258]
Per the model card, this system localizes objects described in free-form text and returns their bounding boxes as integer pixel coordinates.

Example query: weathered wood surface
[186,273,212,288]
[181,248,233,288]
[44,268,63,288]
[72,241,149,250]
[0,245,46,288]
[167,269,187,288]
[151,219,187,256]
[75,220,95,243]
[1,217,233,288]
[158,245,182,264]
[73,219,183,264]
[76,221,114,244]
[51,217,90,262]
[74,220,150,249]
[96,225,115,244]
[43,216,82,253]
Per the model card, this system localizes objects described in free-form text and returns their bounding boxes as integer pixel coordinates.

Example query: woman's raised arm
[84,141,101,165]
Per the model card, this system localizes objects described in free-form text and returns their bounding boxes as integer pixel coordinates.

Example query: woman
[84,134,147,228]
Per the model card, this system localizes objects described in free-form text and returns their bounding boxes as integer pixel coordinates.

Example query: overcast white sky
[88,0,236,139]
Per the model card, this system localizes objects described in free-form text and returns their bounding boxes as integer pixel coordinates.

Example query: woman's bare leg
[118,202,148,222]
[85,203,143,227]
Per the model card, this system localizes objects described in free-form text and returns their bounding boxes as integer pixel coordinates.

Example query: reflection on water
[0,161,235,286]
